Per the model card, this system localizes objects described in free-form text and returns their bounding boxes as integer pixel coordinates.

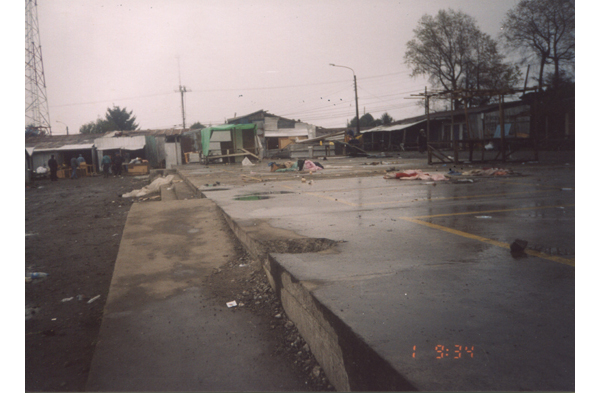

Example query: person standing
[101,154,112,178]
[48,155,58,181]
[417,129,428,154]
[122,152,130,173]
[76,154,86,165]
[70,156,79,179]
[114,153,123,176]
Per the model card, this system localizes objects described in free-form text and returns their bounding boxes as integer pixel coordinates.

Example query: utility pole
[179,85,188,129]
[25,0,52,135]
[425,86,431,165]
[176,57,190,130]
[330,64,360,135]
[56,120,69,135]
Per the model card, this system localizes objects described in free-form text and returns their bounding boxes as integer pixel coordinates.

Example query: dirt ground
[25,173,332,392]
[25,175,143,391]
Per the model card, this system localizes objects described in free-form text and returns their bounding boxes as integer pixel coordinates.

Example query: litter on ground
[384,170,448,181]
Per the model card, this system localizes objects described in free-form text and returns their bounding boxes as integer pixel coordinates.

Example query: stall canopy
[186,124,257,156]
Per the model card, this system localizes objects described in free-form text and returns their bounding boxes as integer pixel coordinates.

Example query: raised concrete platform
[86,199,308,391]
[177,159,575,391]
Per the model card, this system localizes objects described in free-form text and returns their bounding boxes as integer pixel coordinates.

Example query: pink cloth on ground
[303,160,322,171]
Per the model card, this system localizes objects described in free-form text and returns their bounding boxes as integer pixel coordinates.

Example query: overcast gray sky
[29,0,528,135]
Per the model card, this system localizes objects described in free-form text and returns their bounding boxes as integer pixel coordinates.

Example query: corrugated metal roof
[25,133,98,152]
[123,129,185,136]
[227,109,269,122]
[56,143,95,151]
[361,120,427,134]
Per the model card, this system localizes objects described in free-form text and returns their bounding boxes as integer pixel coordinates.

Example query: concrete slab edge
[215,204,418,391]
[175,169,202,199]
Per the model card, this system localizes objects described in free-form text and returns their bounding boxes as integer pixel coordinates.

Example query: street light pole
[56,120,69,135]
[330,63,360,135]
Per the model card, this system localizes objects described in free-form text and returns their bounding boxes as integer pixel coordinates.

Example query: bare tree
[501,0,574,89]
[405,9,520,107]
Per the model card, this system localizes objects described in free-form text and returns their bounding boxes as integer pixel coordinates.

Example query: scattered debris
[226,300,238,308]
[27,272,49,279]
[242,157,255,166]
[475,216,492,219]
[510,239,528,254]
[25,307,41,321]
[460,168,514,176]
[61,297,74,303]
[384,170,448,181]
[87,295,101,304]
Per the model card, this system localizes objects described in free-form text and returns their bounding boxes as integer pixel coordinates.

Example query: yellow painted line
[409,204,575,219]
[401,218,575,267]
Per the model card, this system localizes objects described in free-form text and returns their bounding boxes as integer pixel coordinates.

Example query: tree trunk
[538,54,547,89]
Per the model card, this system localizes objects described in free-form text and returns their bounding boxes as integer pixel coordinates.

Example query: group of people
[101,152,129,178]
[44,152,130,181]
[45,153,85,181]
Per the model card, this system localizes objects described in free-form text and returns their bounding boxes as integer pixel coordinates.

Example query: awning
[94,135,146,151]
[361,120,427,134]
[30,143,96,152]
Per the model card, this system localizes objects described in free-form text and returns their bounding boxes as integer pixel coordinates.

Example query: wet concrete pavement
[86,198,311,391]
[177,156,575,391]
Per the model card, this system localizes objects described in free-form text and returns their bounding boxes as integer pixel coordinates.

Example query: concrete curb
[212,202,417,391]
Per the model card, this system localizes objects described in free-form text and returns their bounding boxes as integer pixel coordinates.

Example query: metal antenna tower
[26,0,52,135]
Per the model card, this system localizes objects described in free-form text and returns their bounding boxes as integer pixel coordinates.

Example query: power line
[49,92,174,108]
[48,71,414,108]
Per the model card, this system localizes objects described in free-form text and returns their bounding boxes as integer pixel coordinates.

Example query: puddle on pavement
[234,195,271,201]
[234,191,294,201]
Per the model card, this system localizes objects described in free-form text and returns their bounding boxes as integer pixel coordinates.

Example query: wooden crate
[128,164,149,175]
